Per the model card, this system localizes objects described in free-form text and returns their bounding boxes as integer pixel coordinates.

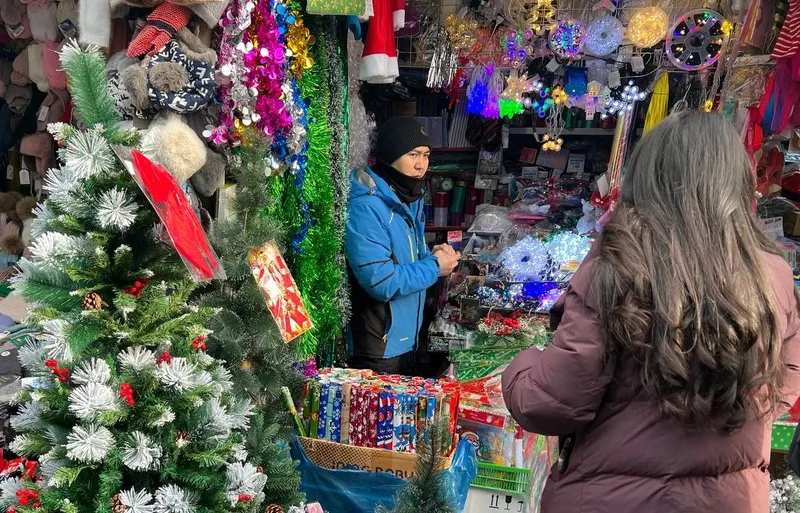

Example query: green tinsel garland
[292,15,343,363]
[323,18,352,362]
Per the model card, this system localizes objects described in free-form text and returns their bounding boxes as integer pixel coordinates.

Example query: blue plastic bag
[291,439,478,513]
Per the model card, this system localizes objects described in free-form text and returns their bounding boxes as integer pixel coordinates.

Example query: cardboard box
[298,436,455,480]
[785,211,800,237]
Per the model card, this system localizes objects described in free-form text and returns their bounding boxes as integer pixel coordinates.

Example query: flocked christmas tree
[197,141,303,508]
[4,42,271,513]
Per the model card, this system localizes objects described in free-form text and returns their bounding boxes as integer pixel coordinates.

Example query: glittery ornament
[627,7,668,48]
[265,506,284,513]
[584,16,623,57]
[445,14,478,51]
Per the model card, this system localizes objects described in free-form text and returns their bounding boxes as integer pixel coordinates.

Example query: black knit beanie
[376,116,431,166]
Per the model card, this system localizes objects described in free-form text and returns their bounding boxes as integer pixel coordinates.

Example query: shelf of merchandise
[508,127,616,136]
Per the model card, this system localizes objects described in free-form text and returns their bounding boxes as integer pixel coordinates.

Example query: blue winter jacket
[345,167,440,359]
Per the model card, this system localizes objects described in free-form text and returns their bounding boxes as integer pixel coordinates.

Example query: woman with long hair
[503,110,800,512]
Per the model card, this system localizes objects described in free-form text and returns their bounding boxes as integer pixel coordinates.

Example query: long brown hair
[595,110,783,431]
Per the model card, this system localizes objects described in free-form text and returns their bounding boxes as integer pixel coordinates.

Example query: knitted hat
[27,43,48,93]
[42,41,66,90]
[375,116,431,165]
[10,48,30,86]
[55,0,78,39]
[19,131,54,176]
[28,2,58,42]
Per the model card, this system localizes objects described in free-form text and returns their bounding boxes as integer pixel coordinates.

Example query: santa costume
[359,0,405,84]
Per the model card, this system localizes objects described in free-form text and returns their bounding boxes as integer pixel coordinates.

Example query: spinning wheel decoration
[666,9,730,71]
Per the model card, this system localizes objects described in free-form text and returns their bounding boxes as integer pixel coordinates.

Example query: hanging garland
[322,17,352,346]
[292,15,342,362]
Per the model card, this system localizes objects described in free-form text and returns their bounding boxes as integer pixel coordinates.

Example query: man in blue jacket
[346,117,460,374]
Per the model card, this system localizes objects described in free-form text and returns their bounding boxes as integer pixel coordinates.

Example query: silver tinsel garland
[325,19,352,328]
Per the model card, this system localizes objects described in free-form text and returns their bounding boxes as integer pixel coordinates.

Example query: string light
[500,28,535,68]
[601,81,647,119]
[585,16,624,57]
[445,14,478,51]
[542,133,563,151]
[666,9,729,71]
[527,0,557,35]
[549,18,585,59]
[627,6,668,48]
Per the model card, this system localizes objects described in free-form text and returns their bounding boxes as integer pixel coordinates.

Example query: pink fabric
[42,41,66,90]
[503,249,800,513]
[769,56,800,134]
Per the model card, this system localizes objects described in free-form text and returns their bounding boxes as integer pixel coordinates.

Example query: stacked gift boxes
[301,368,461,454]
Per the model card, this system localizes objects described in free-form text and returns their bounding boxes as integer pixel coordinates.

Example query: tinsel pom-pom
[347,31,375,169]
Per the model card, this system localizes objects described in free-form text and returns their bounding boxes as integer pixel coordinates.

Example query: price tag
[19,167,30,186]
[761,217,785,239]
[597,173,610,197]
[546,58,560,73]
[59,19,78,39]
[608,70,621,88]
[38,105,50,123]
[6,165,14,180]
[521,166,539,180]
[6,23,25,38]
[631,55,645,72]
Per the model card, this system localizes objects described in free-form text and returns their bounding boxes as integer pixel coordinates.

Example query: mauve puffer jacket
[503,250,800,513]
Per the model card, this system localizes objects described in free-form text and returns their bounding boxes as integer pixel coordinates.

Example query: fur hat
[10,48,30,86]
[19,132,54,176]
[190,149,225,196]
[4,83,32,117]
[1,0,32,39]
[0,219,23,255]
[188,0,229,29]
[28,1,58,42]
[43,41,66,90]
[27,43,48,93]
[55,0,78,39]
[146,40,215,114]
[120,61,149,111]
[176,27,217,65]
[78,0,111,47]
[36,87,69,131]
[141,113,207,183]
[0,192,21,219]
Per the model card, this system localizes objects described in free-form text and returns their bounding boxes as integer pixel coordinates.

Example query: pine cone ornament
[111,495,126,513]
[265,506,284,513]
[83,292,105,310]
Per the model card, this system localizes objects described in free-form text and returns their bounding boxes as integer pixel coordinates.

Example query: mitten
[126,2,191,58]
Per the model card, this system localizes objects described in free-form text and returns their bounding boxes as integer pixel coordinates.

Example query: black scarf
[373,161,425,204]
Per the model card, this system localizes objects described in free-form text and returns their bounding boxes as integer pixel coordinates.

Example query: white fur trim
[359,54,398,84]
[78,0,111,47]
[393,9,405,31]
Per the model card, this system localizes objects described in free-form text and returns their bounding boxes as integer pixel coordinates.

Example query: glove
[126,2,191,58]
[346,15,362,40]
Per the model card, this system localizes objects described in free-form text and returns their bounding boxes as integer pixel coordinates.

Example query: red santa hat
[359,0,405,84]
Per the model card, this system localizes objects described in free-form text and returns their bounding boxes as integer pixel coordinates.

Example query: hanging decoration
[601,81,648,118]
[445,14,479,52]
[505,0,556,36]
[542,85,567,151]
[627,6,669,48]
[523,80,549,116]
[549,18,585,60]
[584,15,624,57]
[483,68,505,119]
[500,28,535,68]
[466,65,491,115]
[643,73,669,134]
[500,70,534,119]
[666,9,730,71]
